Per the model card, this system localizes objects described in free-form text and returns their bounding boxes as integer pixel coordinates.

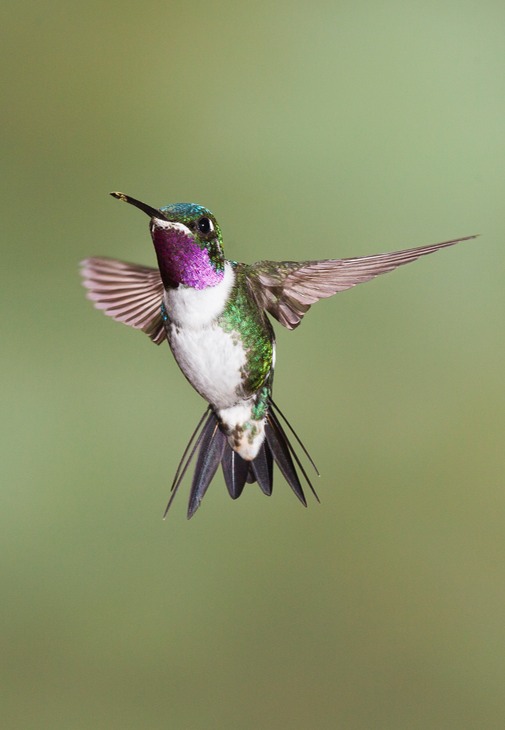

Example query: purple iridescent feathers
[152,225,224,290]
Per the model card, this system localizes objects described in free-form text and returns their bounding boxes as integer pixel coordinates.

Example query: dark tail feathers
[163,400,319,519]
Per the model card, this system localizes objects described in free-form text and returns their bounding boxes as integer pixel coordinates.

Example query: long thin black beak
[110,192,169,221]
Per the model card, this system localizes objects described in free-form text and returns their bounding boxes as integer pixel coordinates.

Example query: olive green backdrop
[2,1,505,728]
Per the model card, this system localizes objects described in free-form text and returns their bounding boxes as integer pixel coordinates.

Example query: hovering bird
[80,192,474,518]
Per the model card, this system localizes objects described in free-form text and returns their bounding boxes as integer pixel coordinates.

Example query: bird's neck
[163,262,236,328]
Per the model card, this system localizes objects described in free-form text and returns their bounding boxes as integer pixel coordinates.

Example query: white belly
[168,321,247,409]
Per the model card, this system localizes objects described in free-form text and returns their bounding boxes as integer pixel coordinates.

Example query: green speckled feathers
[220,263,274,395]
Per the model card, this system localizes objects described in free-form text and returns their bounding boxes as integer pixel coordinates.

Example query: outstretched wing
[80,257,166,344]
[246,235,476,330]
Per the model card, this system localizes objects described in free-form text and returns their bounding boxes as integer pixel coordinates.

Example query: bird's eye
[197,216,213,235]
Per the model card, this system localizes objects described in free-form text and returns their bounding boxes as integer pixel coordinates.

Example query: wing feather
[80,257,166,344]
[247,235,476,329]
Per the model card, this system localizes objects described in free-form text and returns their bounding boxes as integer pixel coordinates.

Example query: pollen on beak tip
[110,192,127,202]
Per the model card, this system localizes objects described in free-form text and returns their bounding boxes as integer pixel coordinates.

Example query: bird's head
[111,192,225,289]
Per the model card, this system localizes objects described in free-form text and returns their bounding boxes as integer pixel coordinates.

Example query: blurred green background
[2,1,505,728]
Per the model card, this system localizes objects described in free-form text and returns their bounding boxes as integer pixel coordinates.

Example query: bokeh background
[2,1,505,728]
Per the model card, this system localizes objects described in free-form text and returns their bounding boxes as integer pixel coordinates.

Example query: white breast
[164,262,235,328]
[168,323,246,408]
[164,263,246,408]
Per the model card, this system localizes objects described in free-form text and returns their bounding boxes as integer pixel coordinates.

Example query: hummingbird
[80,192,475,518]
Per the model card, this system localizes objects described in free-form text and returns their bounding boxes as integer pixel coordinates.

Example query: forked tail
[163,399,320,519]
